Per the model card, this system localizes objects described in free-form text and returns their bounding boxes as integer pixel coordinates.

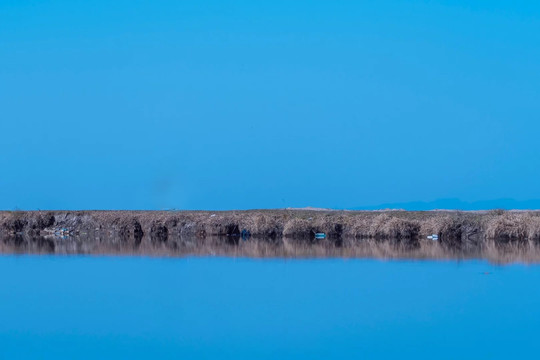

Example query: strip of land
[1,210,540,262]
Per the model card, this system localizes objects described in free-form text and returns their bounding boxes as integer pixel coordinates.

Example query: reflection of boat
[46,227,72,239]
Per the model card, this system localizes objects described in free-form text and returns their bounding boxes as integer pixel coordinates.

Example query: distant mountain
[354,198,540,211]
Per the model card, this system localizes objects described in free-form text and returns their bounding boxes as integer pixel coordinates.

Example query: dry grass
[2,210,540,263]
[484,212,540,241]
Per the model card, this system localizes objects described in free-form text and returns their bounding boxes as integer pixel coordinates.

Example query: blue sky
[1,0,539,210]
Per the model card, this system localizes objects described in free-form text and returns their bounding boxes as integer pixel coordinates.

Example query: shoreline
[2,210,540,262]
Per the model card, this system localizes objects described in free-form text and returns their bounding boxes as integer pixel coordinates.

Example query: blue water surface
[0,256,538,359]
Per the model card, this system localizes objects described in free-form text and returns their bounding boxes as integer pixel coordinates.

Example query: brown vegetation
[2,209,540,262]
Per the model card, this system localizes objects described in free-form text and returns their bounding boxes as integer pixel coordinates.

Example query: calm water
[1,256,539,359]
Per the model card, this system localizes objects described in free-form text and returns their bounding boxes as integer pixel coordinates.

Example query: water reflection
[1,232,540,263]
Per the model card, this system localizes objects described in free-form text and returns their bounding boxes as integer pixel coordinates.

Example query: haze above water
[1,256,539,359]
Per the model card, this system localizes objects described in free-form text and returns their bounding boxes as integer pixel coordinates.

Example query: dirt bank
[2,209,540,261]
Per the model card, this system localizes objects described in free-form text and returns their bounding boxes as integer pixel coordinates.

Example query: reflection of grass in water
[3,234,540,264]
[211,239,540,264]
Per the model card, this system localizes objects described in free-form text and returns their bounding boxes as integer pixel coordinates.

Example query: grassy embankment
[2,209,540,262]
